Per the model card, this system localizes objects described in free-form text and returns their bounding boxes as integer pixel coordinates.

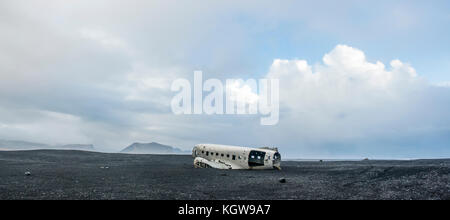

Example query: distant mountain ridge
[0,139,188,154]
[120,142,188,154]
[0,139,95,151]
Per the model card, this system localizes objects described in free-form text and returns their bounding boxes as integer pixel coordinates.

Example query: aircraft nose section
[273,152,281,170]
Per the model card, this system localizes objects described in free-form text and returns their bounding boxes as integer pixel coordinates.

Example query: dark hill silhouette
[0,139,95,151]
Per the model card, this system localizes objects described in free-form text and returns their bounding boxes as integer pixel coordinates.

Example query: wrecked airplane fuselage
[192,144,281,170]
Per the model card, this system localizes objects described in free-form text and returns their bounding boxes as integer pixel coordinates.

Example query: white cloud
[434,82,450,88]
[119,63,183,102]
[268,45,424,110]
[226,80,259,105]
[80,28,128,51]
[0,109,87,145]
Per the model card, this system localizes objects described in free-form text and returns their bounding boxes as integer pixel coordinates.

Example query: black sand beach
[0,150,449,200]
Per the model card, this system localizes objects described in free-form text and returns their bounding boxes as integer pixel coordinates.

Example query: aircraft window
[248,150,266,167]
[221,153,224,157]
[216,153,219,156]
[206,151,209,156]
[232,155,236,160]
[202,151,204,154]
[273,152,281,161]
[226,154,230,158]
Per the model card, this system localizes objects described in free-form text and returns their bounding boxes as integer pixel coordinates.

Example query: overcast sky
[1,0,450,158]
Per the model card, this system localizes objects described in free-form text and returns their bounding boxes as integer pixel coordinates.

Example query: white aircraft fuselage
[192,144,281,170]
